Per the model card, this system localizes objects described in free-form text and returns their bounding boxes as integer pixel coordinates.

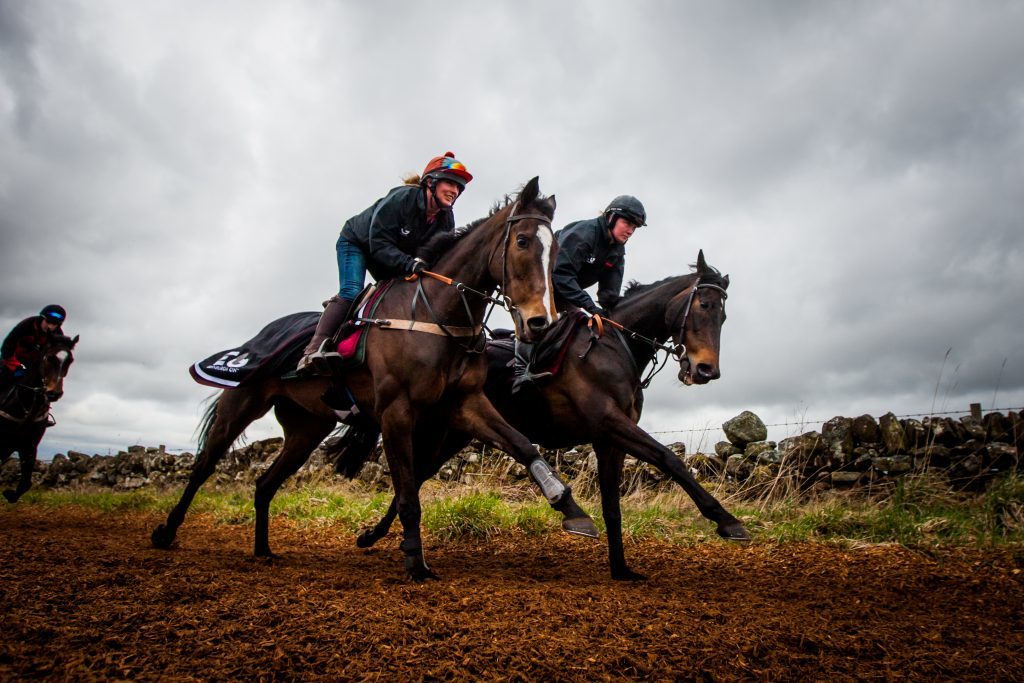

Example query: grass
[10,472,1024,548]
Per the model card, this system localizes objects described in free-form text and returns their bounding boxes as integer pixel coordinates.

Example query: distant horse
[152,177,597,580]
[338,251,751,580]
[0,333,79,503]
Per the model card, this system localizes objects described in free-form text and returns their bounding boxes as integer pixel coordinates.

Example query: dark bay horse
[1,333,79,503]
[152,177,597,580]
[339,251,751,580]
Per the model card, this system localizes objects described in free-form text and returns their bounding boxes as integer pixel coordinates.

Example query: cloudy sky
[3,1,1022,457]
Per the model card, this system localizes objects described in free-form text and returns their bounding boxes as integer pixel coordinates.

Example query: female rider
[298,152,473,373]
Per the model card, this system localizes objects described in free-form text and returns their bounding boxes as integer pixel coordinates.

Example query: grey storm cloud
[2,0,1023,456]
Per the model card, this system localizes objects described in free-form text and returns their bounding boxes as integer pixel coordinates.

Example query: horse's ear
[539,193,556,218]
[520,176,540,207]
[71,334,80,347]
[722,274,730,289]
[696,249,708,273]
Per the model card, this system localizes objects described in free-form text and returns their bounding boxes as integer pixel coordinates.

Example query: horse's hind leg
[593,443,644,581]
[151,389,271,549]
[253,401,335,558]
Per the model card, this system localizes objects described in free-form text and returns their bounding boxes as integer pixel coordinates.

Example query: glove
[590,307,608,318]
[411,258,428,275]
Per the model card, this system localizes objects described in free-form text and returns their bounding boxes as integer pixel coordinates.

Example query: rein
[582,279,728,388]
[372,203,553,355]
[0,383,53,425]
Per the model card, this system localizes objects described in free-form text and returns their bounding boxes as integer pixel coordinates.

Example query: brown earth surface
[2,505,1023,682]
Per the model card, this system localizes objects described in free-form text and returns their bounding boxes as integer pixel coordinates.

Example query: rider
[1,305,67,390]
[298,152,473,374]
[513,195,647,390]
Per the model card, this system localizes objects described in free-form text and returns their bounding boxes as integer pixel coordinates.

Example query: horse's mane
[621,262,728,300]
[416,185,553,266]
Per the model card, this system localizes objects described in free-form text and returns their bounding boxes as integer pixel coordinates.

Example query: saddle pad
[190,311,320,388]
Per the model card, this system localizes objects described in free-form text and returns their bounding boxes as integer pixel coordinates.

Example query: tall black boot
[297,296,353,375]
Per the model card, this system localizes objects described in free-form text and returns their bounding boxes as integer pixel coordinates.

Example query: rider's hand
[411,258,428,275]
[590,307,608,318]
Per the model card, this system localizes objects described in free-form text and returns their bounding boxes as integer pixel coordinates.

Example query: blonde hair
[402,173,422,186]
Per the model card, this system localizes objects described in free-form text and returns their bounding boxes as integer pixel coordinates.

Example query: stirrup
[511,369,553,393]
[297,343,340,376]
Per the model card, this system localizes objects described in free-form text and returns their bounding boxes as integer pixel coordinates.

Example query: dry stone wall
[5,410,1021,495]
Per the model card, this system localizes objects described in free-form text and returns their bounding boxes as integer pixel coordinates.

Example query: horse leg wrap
[528,458,567,505]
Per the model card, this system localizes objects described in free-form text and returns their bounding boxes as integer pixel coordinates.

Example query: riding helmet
[40,304,66,324]
[422,152,473,190]
[604,195,647,227]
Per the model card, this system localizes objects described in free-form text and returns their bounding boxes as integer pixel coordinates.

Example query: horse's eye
[516,235,529,249]
[700,300,711,310]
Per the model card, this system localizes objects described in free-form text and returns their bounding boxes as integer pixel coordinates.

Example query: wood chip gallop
[1,506,1022,681]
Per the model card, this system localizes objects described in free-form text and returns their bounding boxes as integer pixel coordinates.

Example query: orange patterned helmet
[422,152,473,190]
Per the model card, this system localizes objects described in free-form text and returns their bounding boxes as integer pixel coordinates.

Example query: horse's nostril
[527,316,549,333]
[697,364,720,380]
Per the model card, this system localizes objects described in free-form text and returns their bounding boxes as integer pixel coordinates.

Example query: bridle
[372,201,554,354]
[582,277,727,388]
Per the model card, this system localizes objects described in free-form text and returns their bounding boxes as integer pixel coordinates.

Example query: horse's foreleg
[254,403,335,558]
[451,392,598,538]
[603,411,750,541]
[3,439,39,504]
[379,400,436,581]
[356,432,471,548]
[592,444,646,581]
[152,390,271,549]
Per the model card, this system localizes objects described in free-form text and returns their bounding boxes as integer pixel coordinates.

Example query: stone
[715,441,741,459]
[851,414,881,445]
[871,455,912,474]
[822,417,855,465]
[879,412,907,454]
[722,411,767,448]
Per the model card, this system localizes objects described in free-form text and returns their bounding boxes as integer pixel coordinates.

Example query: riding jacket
[552,215,626,314]
[2,316,61,372]
[339,185,456,281]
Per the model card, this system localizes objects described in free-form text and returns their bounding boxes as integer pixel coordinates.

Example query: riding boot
[511,340,552,393]
[297,296,353,375]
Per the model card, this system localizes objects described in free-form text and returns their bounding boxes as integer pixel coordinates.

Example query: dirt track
[2,505,1023,681]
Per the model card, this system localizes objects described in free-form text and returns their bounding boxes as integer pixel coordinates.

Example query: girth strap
[376,319,482,338]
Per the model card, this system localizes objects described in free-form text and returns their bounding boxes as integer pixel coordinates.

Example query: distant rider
[298,152,474,374]
[1,304,67,390]
[513,195,647,390]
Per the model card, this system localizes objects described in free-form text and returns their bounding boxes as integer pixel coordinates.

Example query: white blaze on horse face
[55,350,69,370]
[537,225,555,322]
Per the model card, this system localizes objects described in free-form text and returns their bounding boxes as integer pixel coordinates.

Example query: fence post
[970,403,982,419]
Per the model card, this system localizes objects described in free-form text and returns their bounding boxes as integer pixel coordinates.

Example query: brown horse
[151,177,597,580]
[338,251,751,580]
[1,333,79,503]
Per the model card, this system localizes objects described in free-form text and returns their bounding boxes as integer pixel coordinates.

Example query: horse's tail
[322,423,381,479]
[195,393,222,454]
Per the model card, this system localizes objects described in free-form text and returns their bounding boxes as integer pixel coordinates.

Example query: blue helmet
[40,304,66,324]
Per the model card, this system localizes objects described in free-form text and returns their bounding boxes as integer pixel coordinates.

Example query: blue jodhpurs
[336,235,367,300]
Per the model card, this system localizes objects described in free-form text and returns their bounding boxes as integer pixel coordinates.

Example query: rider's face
[431,179,462,209]
[610,217,638,244]
[40,319,59,333]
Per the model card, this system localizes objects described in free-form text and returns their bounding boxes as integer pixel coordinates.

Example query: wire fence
[648,405,1024,438]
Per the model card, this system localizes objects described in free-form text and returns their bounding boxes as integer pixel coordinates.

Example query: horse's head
[38,334,79,401]
[493,176,558,343]
[666,250,728,385]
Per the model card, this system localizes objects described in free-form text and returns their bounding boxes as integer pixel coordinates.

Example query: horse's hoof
[611,567,647,582]
[407,567,440,582]
[562,516,599,539]
[2,489,18,504]
[717,520,752,542]
[355,530,381,548]
[151,524,176,549]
